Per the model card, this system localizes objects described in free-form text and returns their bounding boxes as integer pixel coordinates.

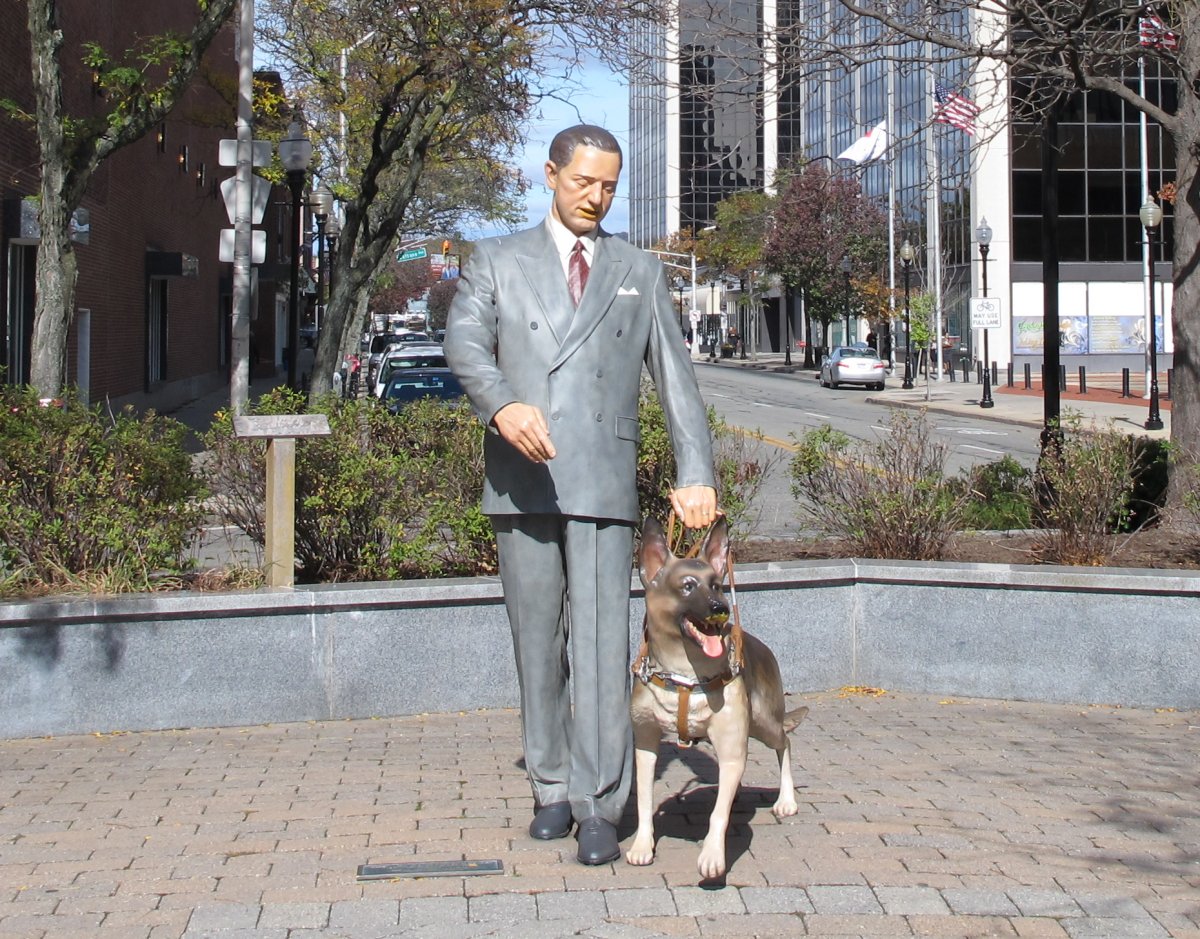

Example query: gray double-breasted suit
[444,220,716,824]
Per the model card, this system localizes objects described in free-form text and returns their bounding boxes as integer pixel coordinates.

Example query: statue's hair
[548,124,623,169]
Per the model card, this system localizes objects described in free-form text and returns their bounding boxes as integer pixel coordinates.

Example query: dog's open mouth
[682,613,729,659]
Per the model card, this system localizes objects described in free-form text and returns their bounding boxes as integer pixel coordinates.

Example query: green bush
[954,455,1036,531]
[203,388,493,582]
[0,387,205,596]
[1123,437,1170,532]
[205,384,774,582]
[636,386,779,549]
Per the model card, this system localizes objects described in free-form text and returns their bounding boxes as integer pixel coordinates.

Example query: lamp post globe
[311,185,334,336]
[899,240,914,389]
[277,116,313,390]
[975,217,994,408]
[1140,198,1164,431]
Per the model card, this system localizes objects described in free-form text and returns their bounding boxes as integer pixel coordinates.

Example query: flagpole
[887,64,897,369]
[925,67,944,385]
[1139,52,1152,397]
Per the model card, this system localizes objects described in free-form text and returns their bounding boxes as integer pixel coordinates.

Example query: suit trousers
[492,514,635,825]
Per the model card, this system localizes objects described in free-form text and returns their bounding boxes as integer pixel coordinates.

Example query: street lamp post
[783,293,793,366]
[976,217,994,408]
[840,254,852,346]
[1141,198,1164,431]
[278,115,313,391]
[675,278,686,332]
[900,240,914,389]
[311,185,334,336]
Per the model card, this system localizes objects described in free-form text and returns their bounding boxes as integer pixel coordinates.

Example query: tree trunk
[26,0,76,397]
[1170,90,1200,495]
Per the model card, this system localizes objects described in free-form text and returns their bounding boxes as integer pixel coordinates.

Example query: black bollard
[1121,368,1131,398]
[1078,366,1086,394]
[1006,362,1013,387]
[962,360,970,382]
[991,361,998,386]
[1024,363,1032,389]
[1058,364,1067,391]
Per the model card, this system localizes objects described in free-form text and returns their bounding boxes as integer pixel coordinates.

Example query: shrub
[788,410,968,559]
[1123,437,1170,532]
[635,386,779,547]
[205,384,775,582]
[1031,422,1138,565]
[0,387,205,596]
[953,455,1036,531]
[203,388,493,582]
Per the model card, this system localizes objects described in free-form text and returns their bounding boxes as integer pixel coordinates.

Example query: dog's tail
[783,706,809,734]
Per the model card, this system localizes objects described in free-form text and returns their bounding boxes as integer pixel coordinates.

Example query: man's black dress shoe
[576,816,620,865]
[529,801,573,840]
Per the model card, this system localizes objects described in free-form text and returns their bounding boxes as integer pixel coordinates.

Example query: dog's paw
[772,793,799,818]
[697,838,727,879]
[625,834,656,867]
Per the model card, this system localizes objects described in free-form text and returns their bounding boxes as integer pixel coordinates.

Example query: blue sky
[466,61,629,239]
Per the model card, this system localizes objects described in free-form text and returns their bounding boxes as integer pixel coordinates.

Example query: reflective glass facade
[1010,64,1176,264]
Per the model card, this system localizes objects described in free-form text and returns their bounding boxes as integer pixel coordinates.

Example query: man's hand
[493,403,556,463]
[670,485,718,529]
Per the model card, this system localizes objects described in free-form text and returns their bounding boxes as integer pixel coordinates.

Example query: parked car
[819,346,887,390]
[366,331,431,384]
[372,347,449,398]
[381,369,465,413]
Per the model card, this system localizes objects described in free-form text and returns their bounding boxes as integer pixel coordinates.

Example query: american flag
[1139,13,1178,50]
[934,81,980,135]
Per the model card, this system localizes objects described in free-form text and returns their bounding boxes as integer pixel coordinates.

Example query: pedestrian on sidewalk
[444,124,717,867]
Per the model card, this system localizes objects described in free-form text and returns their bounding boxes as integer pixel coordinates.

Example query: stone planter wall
[2,559,1197,738]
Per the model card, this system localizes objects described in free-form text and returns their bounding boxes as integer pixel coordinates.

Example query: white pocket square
[617,286,640,296]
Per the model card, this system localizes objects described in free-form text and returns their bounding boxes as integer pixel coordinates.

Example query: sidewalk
[703,353,1172,440]
[2,690,1197,938]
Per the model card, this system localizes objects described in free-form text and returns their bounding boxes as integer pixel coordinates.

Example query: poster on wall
[1089,314,1148,353]
[1013,316,1043,354]
[1057,316,1088,354]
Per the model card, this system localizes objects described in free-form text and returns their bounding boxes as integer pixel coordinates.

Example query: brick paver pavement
[1,691,1197,939]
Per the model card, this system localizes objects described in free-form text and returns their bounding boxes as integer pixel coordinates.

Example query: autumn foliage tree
[763,162,888,364]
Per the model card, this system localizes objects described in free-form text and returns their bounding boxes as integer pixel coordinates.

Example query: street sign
[970,296,1002,329]
[396,246,427,262]
[218,139,274,167]
[220,175,271,225]
[219,229,266,264]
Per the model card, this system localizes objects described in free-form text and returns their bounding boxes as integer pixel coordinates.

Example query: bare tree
[798,0,1199,474]
[7,0,238,397]
[256,0,666,400]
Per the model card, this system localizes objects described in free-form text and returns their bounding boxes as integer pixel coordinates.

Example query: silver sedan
[819,346,887,390]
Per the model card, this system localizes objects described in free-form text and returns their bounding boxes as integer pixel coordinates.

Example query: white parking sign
[970,297,1002,329]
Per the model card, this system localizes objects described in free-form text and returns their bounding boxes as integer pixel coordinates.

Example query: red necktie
[568,240,589,307]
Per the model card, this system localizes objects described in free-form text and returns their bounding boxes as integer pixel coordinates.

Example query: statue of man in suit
[444,124,717,865]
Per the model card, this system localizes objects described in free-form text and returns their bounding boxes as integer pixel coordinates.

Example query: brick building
[1,1,287,412]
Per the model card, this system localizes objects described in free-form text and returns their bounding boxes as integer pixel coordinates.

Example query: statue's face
[546,145,621,237]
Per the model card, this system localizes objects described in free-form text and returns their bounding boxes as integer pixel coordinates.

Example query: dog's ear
[638,517,672,587]
[699,516,730,580]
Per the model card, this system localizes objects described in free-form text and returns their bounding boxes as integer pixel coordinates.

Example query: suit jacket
[444,222,716,522]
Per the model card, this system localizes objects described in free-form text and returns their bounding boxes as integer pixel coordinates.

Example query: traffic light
[441,239,451,255]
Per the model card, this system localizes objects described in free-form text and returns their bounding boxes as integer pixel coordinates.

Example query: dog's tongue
[699,632,724,659]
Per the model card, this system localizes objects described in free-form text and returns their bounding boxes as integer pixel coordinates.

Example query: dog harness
[635,657,742,748]
[632,515,746,748]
